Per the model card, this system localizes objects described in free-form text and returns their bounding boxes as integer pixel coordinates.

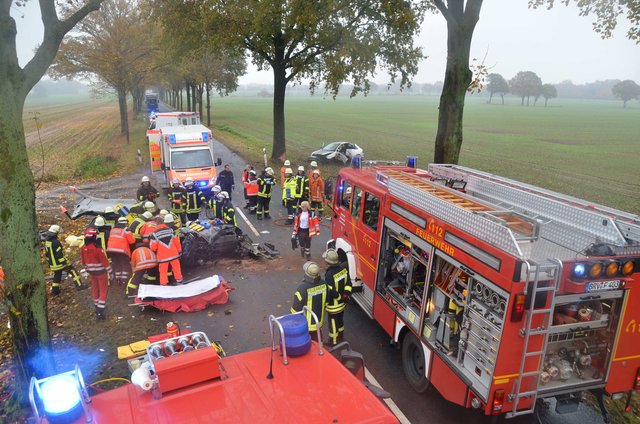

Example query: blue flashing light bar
[168,134,177,145]
[202,132,209,142]
[406,156,418,169]
[351,155,362,168]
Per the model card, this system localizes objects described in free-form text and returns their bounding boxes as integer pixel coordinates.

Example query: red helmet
[84,227,98,239]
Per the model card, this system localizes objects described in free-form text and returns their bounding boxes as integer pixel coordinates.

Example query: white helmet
[312,170,320,176]
[144,201,156,211]
[265,167,274,176]
[297,165,305,172]
[94,216,106,227]
[159,209,169,216]
[172,178,180,185]
[164,214,175,224]
[117,217,128,224]
[284,160,291,166]
[185,177,194,185]
[142,211,153,220]
[48,225,61,234]
[310,161,318,168]
[218,191,229,199]
[104,206,115,214]
[249,169,256,176]
[141,176,150,183]
[285,168,293,175]
[303,261,320,279]
[212,185,221,194]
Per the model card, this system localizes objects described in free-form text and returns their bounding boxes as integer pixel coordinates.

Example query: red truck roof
[58,345,397,424]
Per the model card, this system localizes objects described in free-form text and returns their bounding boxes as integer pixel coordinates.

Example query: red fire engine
[329,160,640,420]
[28,311,397,423]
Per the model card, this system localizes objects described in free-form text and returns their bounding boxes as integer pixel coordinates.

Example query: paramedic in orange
[309,170,325,217]
[126,246,158,295]
[106,217,135,285]
[81,228,112,320]
[149,217,183,286]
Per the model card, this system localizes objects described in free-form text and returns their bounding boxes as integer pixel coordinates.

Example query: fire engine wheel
[401,333,429,393]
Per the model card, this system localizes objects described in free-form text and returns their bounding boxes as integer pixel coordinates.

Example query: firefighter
[309,169,325,217]
[241,164,253,204]
[309,160,321,176]
[206,185,223,220]
[107,217,135,285]
[291,261,328,340]
[136,176,159,202]
[280,159,291,188]
[140,214,162,243]
[256,167,276,220]
[294,165,309,212]
[323,248,352,346]
[103,206,119,228]
[292,201,320,260]
[43,225,84,295]
[184,177,205,221]
[244,169,259,213]
[92,216,110,256]
[130,200,157,216]
[219,191,237,227]
[81,228,112,320]
[129,211,153,245]
[159,209,182,233]
[283,168,297,224]
[216,164,235,201]
[149,216,183,286]
[168,178,187,224]
[163,213,180,236]
[126,245,158,295]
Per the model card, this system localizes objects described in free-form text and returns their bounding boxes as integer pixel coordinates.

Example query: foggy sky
[12,1,640,86]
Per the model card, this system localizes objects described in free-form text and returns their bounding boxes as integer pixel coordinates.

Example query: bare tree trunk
[488,92,493,104]
[206,82,211,127]
[191,85,197,113]
[197,83,204,120]
[501,94,504,105]
[186,83,191,111]
[117,89,129,143]
[545,98,548,107]
[433,0,481,164]
[179,89,183,110]
[272,61,287,161]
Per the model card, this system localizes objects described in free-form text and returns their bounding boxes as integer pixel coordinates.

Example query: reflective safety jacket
[257,175,276,198]
[309,175,325,203]
[43,233,69,271]
[222,202,237,226]
[95,227,110,255]
[149,224,182,263]
[103,212,119,229]
[283,176,297,200]
[325,264,352,314]
[107,226,135,257]
[291,277,328,331]
[129,202,146,216]
[129,217,146,241]
[131,246,157,271]
[207,198,223,219]
[81,242,112,275]
[295,173,308,200]
[136,184,159,202]
[185,185,204,213]
[168,186,187,213]
[140,221,159,242]
[293,211,320,237]
[245,177,259,197]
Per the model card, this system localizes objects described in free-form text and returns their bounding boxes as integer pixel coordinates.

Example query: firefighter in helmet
[184,177,205,221]
[280,159,291,188]
[168,178,187,224]
[291,261,329,340]
[137,175,159,202]
[283,168,297,224]
[218,191,236,226]
[81,227,112,320]
[323,248,352,346]
[42,225,84,295]
[256,167,276,220]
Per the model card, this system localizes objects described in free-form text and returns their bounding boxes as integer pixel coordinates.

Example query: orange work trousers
[158,259,183,285]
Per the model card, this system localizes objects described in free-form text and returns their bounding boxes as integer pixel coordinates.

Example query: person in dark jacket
[137,176,159,202]
[42,225,84,295]
[290,261,329,340]
[323,249,352,346]
[216,164,235,201]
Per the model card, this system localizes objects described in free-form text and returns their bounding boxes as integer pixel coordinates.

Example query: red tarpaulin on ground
[134,279,233,312]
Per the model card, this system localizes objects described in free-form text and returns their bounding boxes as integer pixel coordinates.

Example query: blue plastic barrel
[279,314,311,356]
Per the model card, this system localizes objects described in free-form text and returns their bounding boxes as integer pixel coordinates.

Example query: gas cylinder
[166,322,179,338]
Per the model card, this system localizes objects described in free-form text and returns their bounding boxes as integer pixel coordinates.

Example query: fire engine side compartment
[608,285,640,394]
[65,345,398,423]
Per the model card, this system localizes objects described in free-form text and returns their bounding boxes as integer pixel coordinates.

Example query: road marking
[365,367,411,424]
[235,207,260,237]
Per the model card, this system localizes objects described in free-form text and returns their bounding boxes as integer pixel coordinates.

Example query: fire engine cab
[329,160,640,420]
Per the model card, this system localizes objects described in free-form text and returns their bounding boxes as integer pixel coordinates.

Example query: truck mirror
[216,158,222,166]
[160,163,165,170]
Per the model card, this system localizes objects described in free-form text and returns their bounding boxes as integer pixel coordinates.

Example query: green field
[212,95,640,214]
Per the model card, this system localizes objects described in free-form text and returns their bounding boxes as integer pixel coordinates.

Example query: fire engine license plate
[585,280,622,292]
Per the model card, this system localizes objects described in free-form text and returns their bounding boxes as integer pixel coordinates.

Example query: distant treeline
[28,79,90,98]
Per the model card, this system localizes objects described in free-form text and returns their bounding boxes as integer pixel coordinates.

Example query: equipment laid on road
[329,158,640,421]
[29,315,398,423]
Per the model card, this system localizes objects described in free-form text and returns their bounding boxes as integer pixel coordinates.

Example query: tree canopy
[158,0,427,160]
[510,71,542,106]
[487,73,509,104]
[612,79,640,107]
[541,83,557,107]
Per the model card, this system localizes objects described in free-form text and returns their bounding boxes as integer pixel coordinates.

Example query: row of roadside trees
[487,72,640,108]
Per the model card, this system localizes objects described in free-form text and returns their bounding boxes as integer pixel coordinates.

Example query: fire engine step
[351,291,373,319]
